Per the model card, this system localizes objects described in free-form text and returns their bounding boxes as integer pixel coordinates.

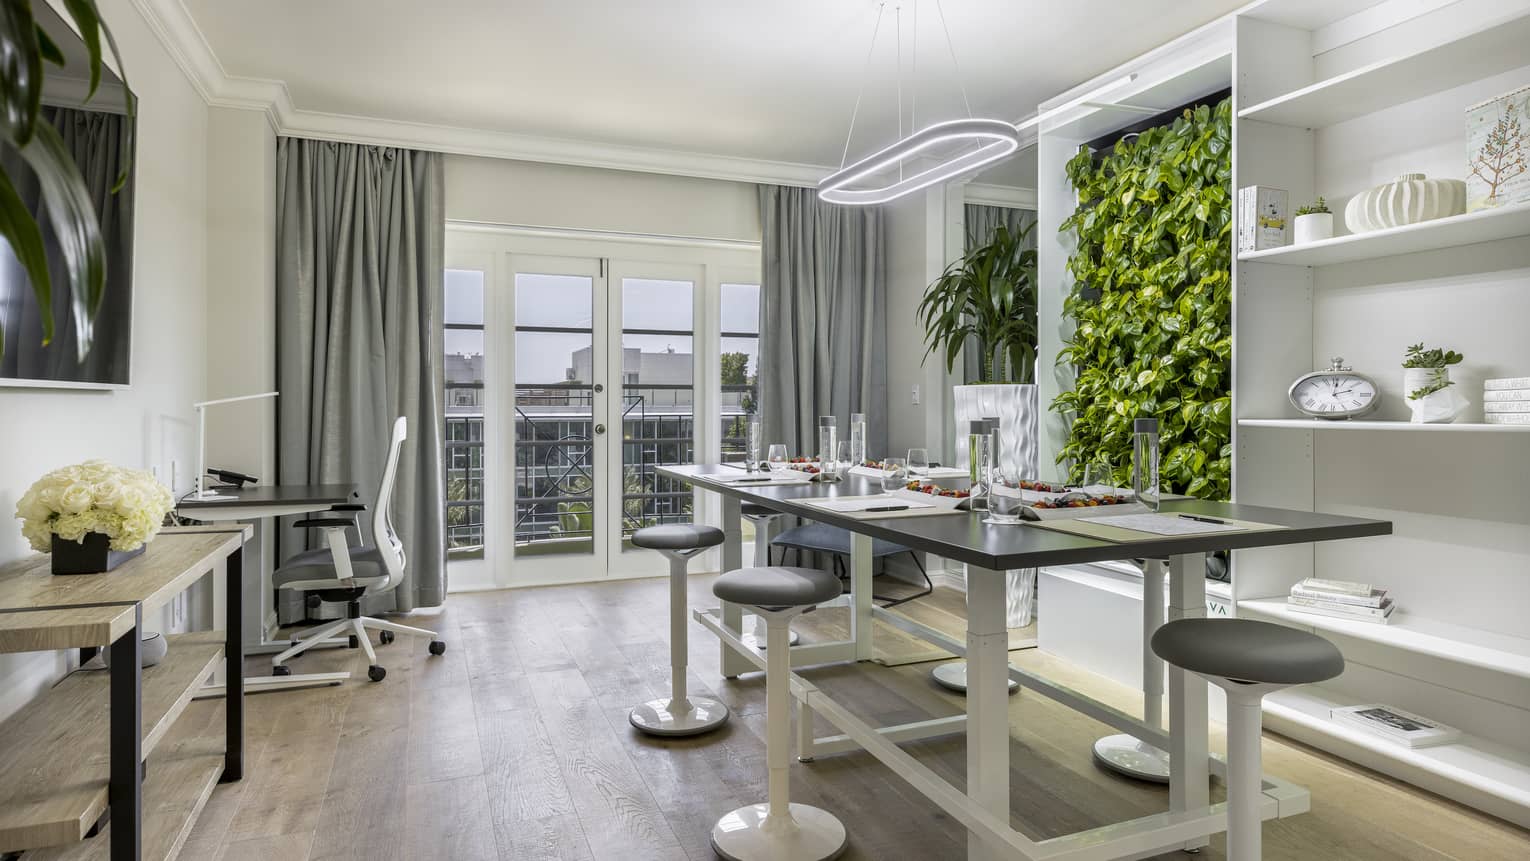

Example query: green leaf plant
[916,221,1039,384]
[1053,99,1234,499]
[0,0,135,362]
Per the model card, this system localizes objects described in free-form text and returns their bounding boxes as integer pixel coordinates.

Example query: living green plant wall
[1053,99,1233,499]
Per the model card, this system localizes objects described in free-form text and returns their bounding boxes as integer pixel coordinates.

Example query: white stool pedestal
[629,537,729,738]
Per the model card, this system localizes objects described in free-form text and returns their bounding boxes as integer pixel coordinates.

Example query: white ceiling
[181,0,1245,188]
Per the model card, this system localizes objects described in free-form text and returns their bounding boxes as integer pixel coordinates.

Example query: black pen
[1179,513,1228,525]
[732,478,772,483]
[864,505,909,512]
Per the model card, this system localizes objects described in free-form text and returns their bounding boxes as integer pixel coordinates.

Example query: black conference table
[660,463,1391,861]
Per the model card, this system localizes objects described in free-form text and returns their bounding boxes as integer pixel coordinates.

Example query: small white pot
[1403,367,1468,424]
[1293,212,1333,244]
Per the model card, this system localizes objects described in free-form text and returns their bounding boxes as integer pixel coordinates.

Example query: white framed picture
[1330,704,1461,749]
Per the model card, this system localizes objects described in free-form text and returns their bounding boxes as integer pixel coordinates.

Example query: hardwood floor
[182,574,1530,860]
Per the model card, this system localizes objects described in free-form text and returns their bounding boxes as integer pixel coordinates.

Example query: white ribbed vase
[1345,173,1466,234]
[953,384,1038,627]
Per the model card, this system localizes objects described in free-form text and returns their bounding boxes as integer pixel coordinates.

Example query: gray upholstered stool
[710,567,848,861]
[739,503,798,649]
[628,524,730,737]
[1152,619,1344,861]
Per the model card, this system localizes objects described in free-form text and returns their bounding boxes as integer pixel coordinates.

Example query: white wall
[0,0,211,721]
[446,155,759,240]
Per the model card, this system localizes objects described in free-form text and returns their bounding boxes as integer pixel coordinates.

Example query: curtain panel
[275,137,446,619]
[757,185,888,461]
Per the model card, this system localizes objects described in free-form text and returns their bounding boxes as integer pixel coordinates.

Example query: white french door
[445,226,757,589]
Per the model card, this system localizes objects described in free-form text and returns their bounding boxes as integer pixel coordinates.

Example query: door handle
[595,423,607,435]
[594,383,604,393]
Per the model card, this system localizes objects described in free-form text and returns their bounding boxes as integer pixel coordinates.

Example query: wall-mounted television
[0,3,136,389]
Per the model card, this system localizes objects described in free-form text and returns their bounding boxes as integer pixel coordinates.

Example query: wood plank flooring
[181,574,1530,861]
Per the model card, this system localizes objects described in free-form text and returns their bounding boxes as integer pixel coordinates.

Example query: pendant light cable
[933,0,973,120]
[839,2,888,170]
[895,3,903,180]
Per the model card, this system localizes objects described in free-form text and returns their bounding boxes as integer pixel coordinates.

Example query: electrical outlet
[911,384,921,405]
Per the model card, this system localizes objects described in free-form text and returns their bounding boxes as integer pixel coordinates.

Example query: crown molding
[963,183,1038,210]
[130,0,1038,199]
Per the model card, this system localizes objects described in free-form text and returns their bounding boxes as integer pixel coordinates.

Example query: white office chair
[271,416,444,681]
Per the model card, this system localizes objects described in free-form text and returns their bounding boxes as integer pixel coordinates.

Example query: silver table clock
[1289,357,1380,419]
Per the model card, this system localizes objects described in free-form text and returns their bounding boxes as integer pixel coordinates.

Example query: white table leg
[719,494,751,678]
[850,532,874,662]
[965,564,1009,861]
[1168,552,1209,850]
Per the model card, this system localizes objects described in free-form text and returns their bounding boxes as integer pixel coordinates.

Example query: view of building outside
[443,270,761,557]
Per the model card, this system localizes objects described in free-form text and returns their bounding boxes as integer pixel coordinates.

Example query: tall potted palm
[917,220,1040,631]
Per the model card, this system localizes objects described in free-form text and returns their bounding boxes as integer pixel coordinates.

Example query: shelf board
[1238,9,1530,128]
[25,701,227,861]
[1237,204,1530,266]
[1240,597,1530,679]
[1239,418,1530,432]
[1240,0,1392,31]
[0,632,224,853]
[1262,685,1530,825]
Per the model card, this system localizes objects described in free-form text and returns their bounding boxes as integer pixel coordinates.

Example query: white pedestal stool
[628,524,731,737]
[1151,618,1345,860]
[739,503,797,649]
[710,566,848,861]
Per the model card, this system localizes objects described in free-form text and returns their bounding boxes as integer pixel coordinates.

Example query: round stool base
[1091,733,1171,783]
[931,661,1019,695]
[628,697,730,737]
[741,625,799,650]
[710,803,848,861]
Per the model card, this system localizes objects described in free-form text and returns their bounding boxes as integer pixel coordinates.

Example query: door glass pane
[621,278,694,541]
[720,282,761,465]
[515,273,595,557]
[445,269,486,556]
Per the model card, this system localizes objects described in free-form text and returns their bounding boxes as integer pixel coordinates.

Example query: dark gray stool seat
[1151,618,1344,685]
[741,503,780,518]
[714,566,843,609]
[632,523,725,551]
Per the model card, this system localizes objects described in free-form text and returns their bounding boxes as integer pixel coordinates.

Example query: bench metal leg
[109,605,142,861]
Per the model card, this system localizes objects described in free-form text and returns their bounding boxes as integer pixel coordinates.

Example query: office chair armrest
[294,517,357,529]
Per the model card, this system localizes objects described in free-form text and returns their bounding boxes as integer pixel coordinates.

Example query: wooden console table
[0,526,250,861]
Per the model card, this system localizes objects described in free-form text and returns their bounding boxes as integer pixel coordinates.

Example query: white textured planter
[1403,367,1469,424]
[1293,212,1333,244]
[1345,173,1467,234]
[954,384,1038,627]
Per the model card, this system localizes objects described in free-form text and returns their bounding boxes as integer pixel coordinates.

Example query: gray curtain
[275,137,446,620]
[962,204,1037,384]
[758,185,887,460]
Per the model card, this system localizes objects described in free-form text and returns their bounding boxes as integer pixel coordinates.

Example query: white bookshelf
[1229,0,1530,829]
[1236,204,1530,266]
[1238,8,1530,128]
[1240,597,1530,680]
[1263,685,1530,828]
[1238,418,1530,432]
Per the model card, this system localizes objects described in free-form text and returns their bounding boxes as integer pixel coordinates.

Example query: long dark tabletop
[661,465,1391,571]
[176,484,359,511]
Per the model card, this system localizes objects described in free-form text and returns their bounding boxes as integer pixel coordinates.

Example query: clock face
[1290,372,1379,418]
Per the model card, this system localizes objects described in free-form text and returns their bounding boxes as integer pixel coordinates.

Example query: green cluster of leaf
[1052,99,1234,499]
[1401,343,1463,369]
[0,0,135,361]
[917,222,1039,383]
[1294,197,1330,216]
[1408,377,1454,400]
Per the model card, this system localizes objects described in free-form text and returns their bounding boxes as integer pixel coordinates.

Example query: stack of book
[1286,577,1393,624]
[1484,377,1530,426]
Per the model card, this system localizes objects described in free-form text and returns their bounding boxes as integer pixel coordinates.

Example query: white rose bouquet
[14,460,174,553]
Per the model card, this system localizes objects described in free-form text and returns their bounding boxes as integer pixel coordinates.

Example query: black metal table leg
[222,545,244,782]
[109,605,142,861]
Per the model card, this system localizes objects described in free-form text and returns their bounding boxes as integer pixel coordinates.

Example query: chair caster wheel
[428,640,446,656]
[348,634,359,649]
[379,630,395,645]
[272,665,291,677]
[368,665,386,682]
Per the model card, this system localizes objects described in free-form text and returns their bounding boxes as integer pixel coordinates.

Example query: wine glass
[1081,457,1113,493]
[987,458,1026,524]
[880,456,908,494]
[767,444,788,474]
[836,441,855,479]
[907,447,929,479]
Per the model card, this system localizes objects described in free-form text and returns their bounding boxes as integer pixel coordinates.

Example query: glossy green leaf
[0,166,52,355]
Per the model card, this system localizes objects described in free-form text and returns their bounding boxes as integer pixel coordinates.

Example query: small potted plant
[1293,197,1334,244]
[14,461,174,574]
[1402,343,1468,424]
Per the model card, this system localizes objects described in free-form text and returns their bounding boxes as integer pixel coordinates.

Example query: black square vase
[50,533,145,575]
